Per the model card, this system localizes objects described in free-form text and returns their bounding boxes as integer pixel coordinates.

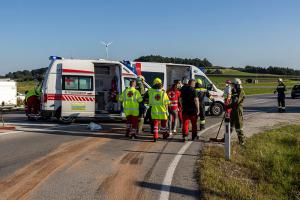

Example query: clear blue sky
[1,0,300,75]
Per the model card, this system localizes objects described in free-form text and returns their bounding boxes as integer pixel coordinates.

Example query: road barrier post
[225,120,231,160]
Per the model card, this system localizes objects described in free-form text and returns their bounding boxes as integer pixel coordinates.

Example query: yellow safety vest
[119,87,142,117]
[149,89,170,120]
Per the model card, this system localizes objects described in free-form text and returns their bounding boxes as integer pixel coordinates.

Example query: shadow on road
[244,106,300,113]
[136,181,200,198]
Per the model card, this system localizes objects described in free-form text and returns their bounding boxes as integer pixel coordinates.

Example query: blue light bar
[49,56,62,60]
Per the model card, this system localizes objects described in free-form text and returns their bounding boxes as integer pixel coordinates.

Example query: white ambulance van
[41,56,144,123]
[127,61,225,116]
[0,79,17,108]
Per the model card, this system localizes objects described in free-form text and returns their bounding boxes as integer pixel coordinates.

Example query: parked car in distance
[291,85,300,99]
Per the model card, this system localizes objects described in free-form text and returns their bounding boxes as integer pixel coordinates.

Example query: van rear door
[61,60,95,118]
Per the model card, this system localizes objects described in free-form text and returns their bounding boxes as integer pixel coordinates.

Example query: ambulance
[126,61,225,116]
[41,56,146,123]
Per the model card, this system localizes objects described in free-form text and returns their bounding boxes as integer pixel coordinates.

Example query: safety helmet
[233,78,242,85]
[278,78,283,82]
[153,77,162,85]
[225,80,232,84]
[196,78,203,85]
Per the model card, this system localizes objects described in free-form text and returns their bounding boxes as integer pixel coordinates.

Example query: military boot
[238,134,245,146]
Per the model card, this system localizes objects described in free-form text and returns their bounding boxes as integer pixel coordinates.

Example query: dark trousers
[277,95,286,110]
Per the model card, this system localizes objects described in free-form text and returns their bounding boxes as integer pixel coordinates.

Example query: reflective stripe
[124,108,139,111]
[278,106,282,108]
[200,120,205,125]
[282,107,286,109]
[152,111,168,115]
[277,86,285,88]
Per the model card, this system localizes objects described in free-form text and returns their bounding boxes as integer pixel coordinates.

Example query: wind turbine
[101,41,113,59]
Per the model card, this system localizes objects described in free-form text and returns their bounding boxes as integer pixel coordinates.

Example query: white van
[128,61,225,116]
[0,79,17,108]
[41,56,145,123]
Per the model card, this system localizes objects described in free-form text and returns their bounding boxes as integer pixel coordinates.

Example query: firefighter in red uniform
[167,82,181,135]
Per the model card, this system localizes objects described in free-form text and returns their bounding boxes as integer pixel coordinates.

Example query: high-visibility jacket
[148,88,170,120]
[167,88,180,110]
[119,87,143,117]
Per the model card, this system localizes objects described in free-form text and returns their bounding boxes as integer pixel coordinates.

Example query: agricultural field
[17,81,35,94]
[208,69,300,95]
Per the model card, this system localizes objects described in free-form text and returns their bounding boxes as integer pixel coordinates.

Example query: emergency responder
[230,78,245,145]
[119,80,143,139]
[195,78,214,131]
[25,83,42,115]
[167,82,181,135]
[180,79,200,141]
[136,75,147,134]
[146,78,170,142]
[274,78,286,112]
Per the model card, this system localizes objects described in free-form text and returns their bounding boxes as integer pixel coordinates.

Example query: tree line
[5,68,47,81]
[134,55,213,68]
[233,66,300,76]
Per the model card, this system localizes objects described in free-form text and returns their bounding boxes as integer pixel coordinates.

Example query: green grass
[198,125,300,200]
[208,76,300,95]
[17,81,35,93]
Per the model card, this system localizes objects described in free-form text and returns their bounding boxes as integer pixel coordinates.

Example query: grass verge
[17,81,35,93]
[197,125,300,200]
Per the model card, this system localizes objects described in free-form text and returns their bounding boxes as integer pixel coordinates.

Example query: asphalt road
[0,94,299,200]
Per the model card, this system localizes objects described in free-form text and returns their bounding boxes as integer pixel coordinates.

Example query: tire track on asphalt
[0,137,109,200]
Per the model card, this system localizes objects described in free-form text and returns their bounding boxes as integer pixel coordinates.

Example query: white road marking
[159,112,257,200]
[159,141,193,200]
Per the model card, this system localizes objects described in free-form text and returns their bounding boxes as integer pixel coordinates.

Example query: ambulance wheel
[210,102,223,116]
[59,116,75,124]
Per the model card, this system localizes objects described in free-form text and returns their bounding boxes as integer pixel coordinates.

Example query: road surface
[0,94,299,200]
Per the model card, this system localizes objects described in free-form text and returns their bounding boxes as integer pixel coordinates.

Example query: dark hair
[188,79,195,85]
[129,80,136,87]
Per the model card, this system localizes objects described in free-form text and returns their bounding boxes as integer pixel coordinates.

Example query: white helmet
[278,78,283,82]
[233,78,242,85]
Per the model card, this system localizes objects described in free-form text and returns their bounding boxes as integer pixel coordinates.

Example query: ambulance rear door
[61,60,95,118]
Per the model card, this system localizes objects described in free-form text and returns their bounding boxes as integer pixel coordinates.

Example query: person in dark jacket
[274,78,286,112]
[180,79,200,141]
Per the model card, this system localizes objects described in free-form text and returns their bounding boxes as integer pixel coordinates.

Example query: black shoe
[192,135,199,141]
[200,125,205,131]
[282,109,286,113]
[125,133,129,137]
[163,133,170,139]
[153,138,158,142]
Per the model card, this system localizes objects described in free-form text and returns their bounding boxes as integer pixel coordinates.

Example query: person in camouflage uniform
[230,78,245,145]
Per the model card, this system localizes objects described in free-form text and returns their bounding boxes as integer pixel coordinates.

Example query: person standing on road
[180,79,200,141]
[136,75,147,134]
[195,79,214,131]
[167,82,181,135]
[146,78,170,142]
[274,78,286,113]
[119,80,143,139]
[230,78,245,145]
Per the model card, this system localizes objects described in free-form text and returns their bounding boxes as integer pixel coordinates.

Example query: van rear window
[62,76,93,91]
[142,72,164,86]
